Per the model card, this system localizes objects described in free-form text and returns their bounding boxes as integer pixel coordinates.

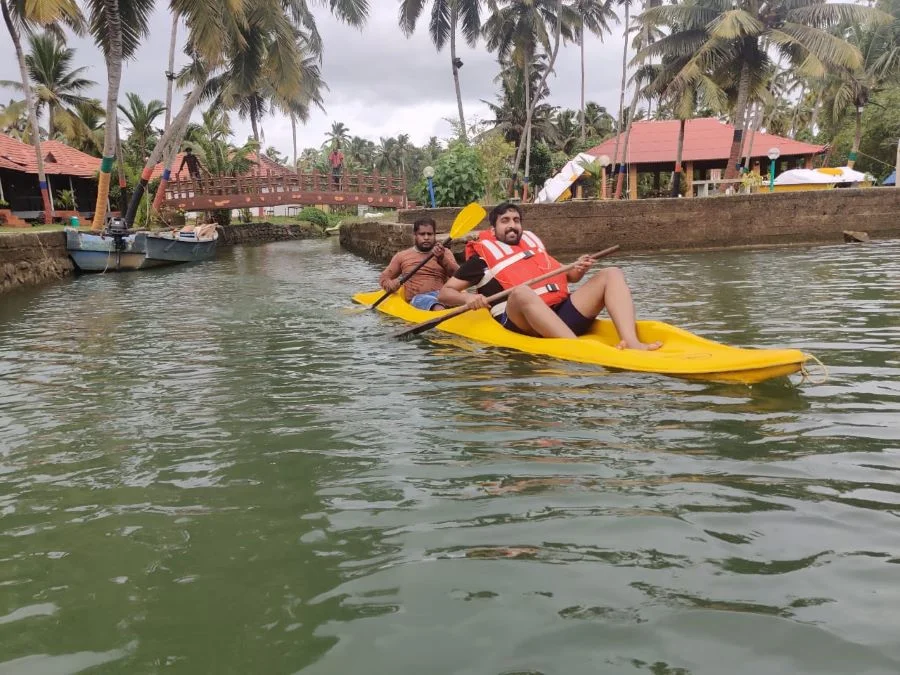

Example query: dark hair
[413,217,437,233]
[185,147,192,153]
[489,202,523,228]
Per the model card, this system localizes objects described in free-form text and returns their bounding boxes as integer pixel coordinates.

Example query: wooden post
[684,162,694,198]
[628,164,638,200]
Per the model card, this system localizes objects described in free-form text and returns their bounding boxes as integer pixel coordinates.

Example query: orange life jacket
[466,229,569,316]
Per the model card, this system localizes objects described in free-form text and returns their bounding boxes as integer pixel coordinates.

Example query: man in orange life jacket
[437,202,661,350]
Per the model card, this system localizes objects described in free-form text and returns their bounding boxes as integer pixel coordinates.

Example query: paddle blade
[449,202,487,239]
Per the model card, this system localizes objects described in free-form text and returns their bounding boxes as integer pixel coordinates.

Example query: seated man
[437,202,661,350]
[379,217,459,311]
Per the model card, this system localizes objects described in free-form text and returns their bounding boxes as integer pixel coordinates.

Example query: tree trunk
[612,1,629,178]
[671,118,685,197]
[743,103,762,172]
[164,13,178,129]
[115,123,128,214]
[48,104,56,138]
[614,77,642,198]
[149,136,182,215]
[510,0,565,192]
[523,58,532,200]
[789,83,806,138]
[723,58,751,180]
[809,91,821,136]
[580,18,586,141]
[129,81,205,225]
[291,114,298,175]
[450,3,467,142]
[91,0,125,230]
[2,0,53,223]
[848,106,862,169]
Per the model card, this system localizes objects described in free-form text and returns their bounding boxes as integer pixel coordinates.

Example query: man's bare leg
[568,267,662,350]
[505,286,576,338]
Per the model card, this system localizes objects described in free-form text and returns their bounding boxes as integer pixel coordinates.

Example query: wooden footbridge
[161,170,409,211]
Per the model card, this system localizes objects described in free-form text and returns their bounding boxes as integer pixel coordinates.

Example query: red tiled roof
[586,118,825,165]
[149,150,294,181]
[0,133,100,177]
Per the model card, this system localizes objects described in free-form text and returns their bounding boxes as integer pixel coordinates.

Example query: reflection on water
[1,239,899,674]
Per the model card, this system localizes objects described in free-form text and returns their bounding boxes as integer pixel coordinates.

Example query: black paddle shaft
[369,236,452,310]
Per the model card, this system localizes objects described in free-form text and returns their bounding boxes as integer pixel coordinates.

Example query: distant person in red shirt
[329,144,344,190]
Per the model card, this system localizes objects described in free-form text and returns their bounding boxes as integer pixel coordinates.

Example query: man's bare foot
[616,339,663,351]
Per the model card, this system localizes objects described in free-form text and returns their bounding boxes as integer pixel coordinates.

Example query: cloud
[0,4,629,159]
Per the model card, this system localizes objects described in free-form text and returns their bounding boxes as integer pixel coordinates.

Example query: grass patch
[0,224,67,234]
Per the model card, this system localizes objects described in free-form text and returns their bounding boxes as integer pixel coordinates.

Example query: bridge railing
[164,170,407,202]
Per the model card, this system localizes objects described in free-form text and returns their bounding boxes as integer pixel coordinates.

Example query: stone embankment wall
[342,188,900,262]
[0,231,72,295]
[217,222,325,245]
[1,221,326,295]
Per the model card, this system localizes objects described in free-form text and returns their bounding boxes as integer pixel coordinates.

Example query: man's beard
[415,241,435,252]
[500,229,522,246]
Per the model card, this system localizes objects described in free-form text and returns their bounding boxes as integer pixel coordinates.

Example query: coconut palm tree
[1,0,84,223]
[399,0,483,142]
[640,0,888,180]
[0,98,30,139]
[118,92,165,163]
[88,0,156,230]
[324,121,351,149]
[131,0,369,226]
[821,0,900,168]
[570,0,617,140]
[483,0,577,196]
[0,31,95,137]
[485,54,557,147]
[55,98,105,154]
[583,101,616,138]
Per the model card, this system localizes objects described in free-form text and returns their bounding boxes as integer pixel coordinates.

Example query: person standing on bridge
[379,218,459,311]
[178,147,206,188]
[329,142,345,190]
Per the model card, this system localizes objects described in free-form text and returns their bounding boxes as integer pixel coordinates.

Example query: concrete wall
[0,231,73,295]
[340,187,900,262]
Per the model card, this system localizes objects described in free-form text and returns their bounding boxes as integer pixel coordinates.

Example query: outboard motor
[106,217,129,253]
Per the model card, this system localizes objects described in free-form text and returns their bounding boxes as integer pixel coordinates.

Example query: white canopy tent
[535,152,598,203]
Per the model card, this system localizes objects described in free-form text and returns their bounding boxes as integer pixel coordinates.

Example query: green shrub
[297,206,329,229]
[432,141,487,207]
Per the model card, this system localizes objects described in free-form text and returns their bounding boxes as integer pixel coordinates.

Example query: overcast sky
[0,4,630,157]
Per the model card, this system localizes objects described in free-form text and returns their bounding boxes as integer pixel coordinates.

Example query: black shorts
[496,297,593,336]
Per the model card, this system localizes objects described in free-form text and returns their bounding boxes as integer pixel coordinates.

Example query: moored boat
[353,290,809,384]
[65,227,166,272]
[144,224,218,263]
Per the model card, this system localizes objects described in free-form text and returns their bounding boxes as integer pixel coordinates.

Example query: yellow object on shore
[353,290,809,384]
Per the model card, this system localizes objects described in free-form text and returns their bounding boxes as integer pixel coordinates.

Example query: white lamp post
[767,147,781,193]
[423,166,435,208]
[598,154,611,200]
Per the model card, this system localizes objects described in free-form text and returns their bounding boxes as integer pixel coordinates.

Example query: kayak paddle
[367,202,487,310]
[393,245,621,338]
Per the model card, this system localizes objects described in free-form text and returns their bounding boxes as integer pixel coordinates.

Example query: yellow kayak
[353,290,809,384]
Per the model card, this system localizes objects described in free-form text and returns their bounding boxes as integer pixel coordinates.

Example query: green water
[1,239,899,675]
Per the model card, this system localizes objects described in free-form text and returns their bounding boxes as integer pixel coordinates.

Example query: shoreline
[0,221,326,296]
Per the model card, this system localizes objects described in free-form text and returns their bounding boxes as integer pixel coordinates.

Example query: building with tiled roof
[585,118,826,198]
[0,133,101,216]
